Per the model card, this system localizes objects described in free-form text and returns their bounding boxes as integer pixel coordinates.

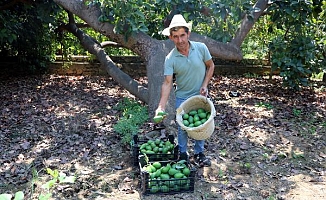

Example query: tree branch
[190,33,243,60]
[64,11,149,103]
[100,41,123,48]
[231,0,271,47]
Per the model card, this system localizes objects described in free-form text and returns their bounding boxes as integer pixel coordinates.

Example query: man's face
[169,28,190,50]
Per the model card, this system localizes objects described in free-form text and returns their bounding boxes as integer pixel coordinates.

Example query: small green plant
[239,162,252,173]
[292,152,305,159]
[219,149,227,157]
[314,85,325,92]
[39,168,76,200]
[322,122,326,127]
[113,98,148,145]
[256,102,273,110]
[292,108,302,117]
[30,167,39,198]
[292,111,323,136]
[311,72,324,81]
[217,168,228,180]
[244,162,251,169]
[309,126,317,135]
[218,168,224,178]
[267,194,277,200]
[278,152,287,159]
[113,119,139,144]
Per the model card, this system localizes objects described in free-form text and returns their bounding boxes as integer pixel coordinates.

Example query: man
[156,14,215,167]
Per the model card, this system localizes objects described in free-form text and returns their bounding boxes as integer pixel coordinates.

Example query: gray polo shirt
[164,41,212,99]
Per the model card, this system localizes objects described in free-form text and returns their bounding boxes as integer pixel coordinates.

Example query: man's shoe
[179,152,188,162]
[194,152,211,167]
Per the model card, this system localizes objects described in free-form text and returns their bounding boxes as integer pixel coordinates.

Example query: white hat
[161,14,192,36]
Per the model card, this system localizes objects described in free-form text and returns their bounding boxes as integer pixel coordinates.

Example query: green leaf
[0,194,12,200]
[46,168,59,179]
[139,26,149,32]
[135,10,144,18]
[38,193,51,200]
[42,179,57,190]
[61,176,76,183]
[58,172,76,183]
[46,168,53,176]
[14,191,24,200]
[244,163,251,168]
[220,149,227,157]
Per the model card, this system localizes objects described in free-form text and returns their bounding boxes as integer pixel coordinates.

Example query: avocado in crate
[139,155,196,195]
[132,134,178,166]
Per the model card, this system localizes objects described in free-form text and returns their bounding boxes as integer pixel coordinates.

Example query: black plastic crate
[132,134,178,166]
[139,155,196,195]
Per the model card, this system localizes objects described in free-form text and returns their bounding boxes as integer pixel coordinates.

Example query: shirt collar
[173,41,194,57]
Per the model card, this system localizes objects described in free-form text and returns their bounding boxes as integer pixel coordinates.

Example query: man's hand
[200,87,208,96]
[153,108,167,123]
[155,108,165,116]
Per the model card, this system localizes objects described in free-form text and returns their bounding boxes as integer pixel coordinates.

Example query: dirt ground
[0,74,325,200]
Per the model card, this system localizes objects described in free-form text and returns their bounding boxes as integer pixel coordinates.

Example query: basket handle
[206,94,214,104]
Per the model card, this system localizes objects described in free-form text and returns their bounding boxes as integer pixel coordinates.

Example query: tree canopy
[0,0,60,72]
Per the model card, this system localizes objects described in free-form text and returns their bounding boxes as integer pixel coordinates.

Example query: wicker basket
[176,95,216,140]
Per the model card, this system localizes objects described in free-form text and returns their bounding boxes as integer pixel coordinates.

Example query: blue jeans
[176,97,205,154]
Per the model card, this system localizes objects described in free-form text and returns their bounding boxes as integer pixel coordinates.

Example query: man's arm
[200,59,215,96]
[156,75,173,113]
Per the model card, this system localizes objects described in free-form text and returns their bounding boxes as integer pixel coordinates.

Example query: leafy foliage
[90,0,325,89]
[113,98,149,145]
[0,1,61,73]
[1,0,325,88]
[91,0,257,41]
[206,0,259,42]
[242,15,273,60]
[268,0,326,89]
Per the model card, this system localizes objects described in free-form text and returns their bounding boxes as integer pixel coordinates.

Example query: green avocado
[158,111,167,116]
[153,116,163,123]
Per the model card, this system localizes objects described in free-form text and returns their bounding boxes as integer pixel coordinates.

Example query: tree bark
[190,33,242,60]
[146,40,176,121]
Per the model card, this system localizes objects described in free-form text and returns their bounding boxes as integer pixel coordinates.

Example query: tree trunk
[146,39,176,121]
